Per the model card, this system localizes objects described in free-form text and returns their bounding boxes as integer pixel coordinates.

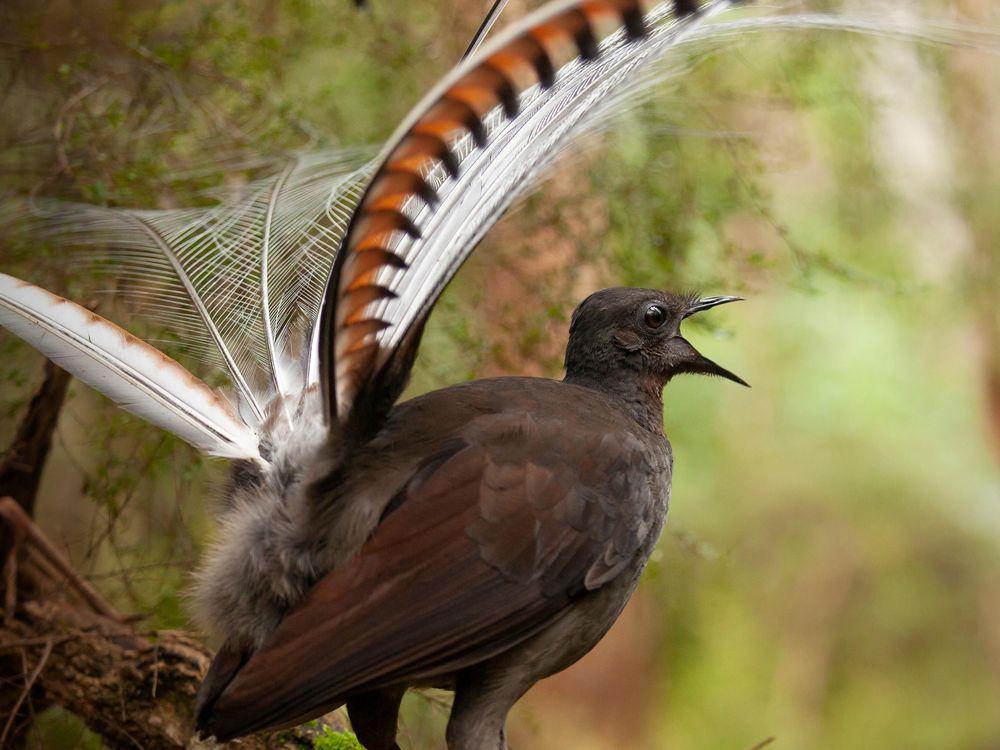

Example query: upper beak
[680,294,749,388]
[683,295,744,318]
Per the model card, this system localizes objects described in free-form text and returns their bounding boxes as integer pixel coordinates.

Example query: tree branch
[0,360,71,561]
[0,593,345,749]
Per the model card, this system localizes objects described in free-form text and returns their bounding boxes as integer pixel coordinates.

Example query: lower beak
[688,353,750,388]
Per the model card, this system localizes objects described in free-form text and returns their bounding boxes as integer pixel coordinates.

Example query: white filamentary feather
[32,148,374,418]
[0,273,261,461]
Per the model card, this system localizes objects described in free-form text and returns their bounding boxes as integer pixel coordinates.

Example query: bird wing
[202,408,664,739]
[0,273,261,461]
[318,0,740,436]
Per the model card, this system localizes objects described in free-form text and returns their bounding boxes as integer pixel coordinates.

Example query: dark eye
[643,304,667,330]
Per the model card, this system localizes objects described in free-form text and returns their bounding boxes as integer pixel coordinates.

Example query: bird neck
[563,363,665,434]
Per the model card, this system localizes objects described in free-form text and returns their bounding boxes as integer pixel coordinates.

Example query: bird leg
[446,668,532,750]
[346,685,406,750]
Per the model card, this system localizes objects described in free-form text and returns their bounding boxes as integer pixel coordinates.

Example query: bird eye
[643,304,666,330]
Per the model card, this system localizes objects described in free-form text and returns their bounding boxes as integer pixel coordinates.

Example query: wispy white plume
[29,148,374,422]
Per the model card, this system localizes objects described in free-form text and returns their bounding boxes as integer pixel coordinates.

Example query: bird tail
[1,1,989,457]
[320,0,744,437]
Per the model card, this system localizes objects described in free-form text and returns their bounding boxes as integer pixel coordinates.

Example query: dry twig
[0,638,53,747]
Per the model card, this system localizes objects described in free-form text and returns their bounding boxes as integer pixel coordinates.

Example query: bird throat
[564,364,666,434]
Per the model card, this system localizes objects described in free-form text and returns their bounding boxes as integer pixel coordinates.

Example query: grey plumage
[180,0,748,658]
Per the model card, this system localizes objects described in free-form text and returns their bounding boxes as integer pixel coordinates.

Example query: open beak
[680,295,749,388]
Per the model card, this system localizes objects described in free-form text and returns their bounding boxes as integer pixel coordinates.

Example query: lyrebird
[0,0,965,747]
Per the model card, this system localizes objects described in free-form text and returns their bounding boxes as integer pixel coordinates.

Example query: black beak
[682,353,750,388]
[679,295,749,388]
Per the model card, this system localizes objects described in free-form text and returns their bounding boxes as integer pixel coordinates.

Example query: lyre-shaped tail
[3,0,984,458]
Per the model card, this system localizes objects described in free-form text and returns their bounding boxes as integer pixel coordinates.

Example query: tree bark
[1,596,209,748]
[0,361,71,562]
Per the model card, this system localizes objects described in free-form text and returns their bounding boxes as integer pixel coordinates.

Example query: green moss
[312,727,364,750]
[26,707,107,750]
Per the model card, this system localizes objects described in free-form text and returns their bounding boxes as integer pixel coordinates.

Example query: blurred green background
[1,0,999,748]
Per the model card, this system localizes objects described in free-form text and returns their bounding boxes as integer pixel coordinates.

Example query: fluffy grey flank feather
[191,387,334,648]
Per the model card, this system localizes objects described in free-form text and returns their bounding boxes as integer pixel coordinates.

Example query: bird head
[564,287,748,388]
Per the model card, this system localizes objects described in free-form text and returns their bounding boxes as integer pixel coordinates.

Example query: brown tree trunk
[1,595,210,749]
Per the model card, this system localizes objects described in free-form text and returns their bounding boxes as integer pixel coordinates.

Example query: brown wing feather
[202,410,658,740]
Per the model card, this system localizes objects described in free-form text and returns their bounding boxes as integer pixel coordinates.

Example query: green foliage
[313,728,364,750]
